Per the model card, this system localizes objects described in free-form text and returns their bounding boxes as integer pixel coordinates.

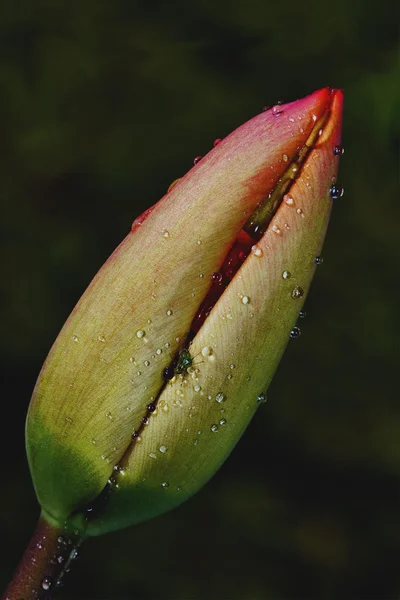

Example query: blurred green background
[1,0,399,598]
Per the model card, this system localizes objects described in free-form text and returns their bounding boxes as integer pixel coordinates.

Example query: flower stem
[2,513,82,600]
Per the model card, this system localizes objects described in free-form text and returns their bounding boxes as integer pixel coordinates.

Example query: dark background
[1,1,399,599]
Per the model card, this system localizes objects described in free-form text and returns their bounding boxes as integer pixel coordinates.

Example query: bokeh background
[1,1,399,599]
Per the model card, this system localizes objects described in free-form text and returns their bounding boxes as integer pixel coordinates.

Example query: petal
[79,90,344,534]
[27,89,336,522]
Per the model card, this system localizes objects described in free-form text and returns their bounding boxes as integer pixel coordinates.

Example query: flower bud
[26,88,343,536]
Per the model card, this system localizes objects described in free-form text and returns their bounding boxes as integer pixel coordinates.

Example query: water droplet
[314,256,324,265]
[161,228,170,238]
[219,418,227,426]
[70,549,79,560]
[41,577,52,591]
[291,286,304,299]
[283,194,294,206]
[272,105,283,116]
[216,392,226,403]
[290,326,301,338]
[36,542,43,550]
[159,445,168,453]
[57,555,64,564]
[194,156,202,165]
[194,384,201,392]
[98,335,106,343]
[90,438,96,445]
[149,452,157,459]
[334,145,344,156]
[241,295,250,305]
[212,272,222,283]
[156,348,162,355]
[72,335,79,342]
[211,424,219,432]
[201,346,212,357]
[271,224,281,235]
[257,393,267,404]
[147,403,156,413]
[296,208,303,215]
[282,270,291,280]
[142,416,149,425]
[136,330,145,338]
[167,178,181,192]
[144,360,150,367]
[166,309,173,316]
[251,244,263,257]
[161,481,169,488]
[299,309,307,319]
[105,411,113,420]
[213,138,222,146]
[282,153,289,162]
[330,184,344,199]
[163,366,175,381]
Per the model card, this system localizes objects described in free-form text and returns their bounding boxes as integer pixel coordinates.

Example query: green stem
[2,513,82,600]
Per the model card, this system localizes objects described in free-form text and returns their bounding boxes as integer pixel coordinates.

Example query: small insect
[162,348,201,381]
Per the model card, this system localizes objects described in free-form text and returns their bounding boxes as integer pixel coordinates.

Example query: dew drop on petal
[257,393,267,404]
[41,578,52,591]
[290,326,301,339]
[161,481,169,488]
[213,138,222,146]
[251,244,263,257]
[314,256,324,265]
[282,270,291,280]
[216,392,226,403]
[212,272,222,283]
[194,156,202,165]
[291,286,304,299]
[283,194,294,206]
[272,105,283,116]
[136,330,145,339]
[159,445,168,453]
[211,424,219,432]
[334,145,345,156]
[201,346,212,357]
[330,184,344,199]
[242,296,250,304]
